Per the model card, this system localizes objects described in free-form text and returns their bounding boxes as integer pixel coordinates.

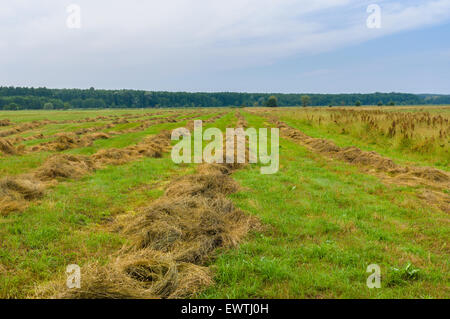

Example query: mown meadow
[0,106,448,298]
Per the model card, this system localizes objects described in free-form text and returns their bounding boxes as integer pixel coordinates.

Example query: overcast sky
[1,0,450,93]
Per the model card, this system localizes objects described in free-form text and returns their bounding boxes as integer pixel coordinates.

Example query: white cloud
[1,0,449,88]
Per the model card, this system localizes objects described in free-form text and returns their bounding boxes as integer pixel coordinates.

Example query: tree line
[0,86,449,110]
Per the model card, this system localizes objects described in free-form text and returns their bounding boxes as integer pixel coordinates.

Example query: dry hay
[0,176,45,215]
[0,264,6,275]
[91,148,134,166]
[0,121,45,138]
[36,132,111,152]
[0,138,17,155]
[55,163,256,299]
[334,146,396,170]
[0,119,12,126]
[125,194,254,263]
[2,129,173,215]
[87,132,110,140]
[274,119,450,188]
[50,130,258,299]
[400,167,449,184]
[165,172,239,198]
[34,154,97,181]
[91,131,170,166]
[43,250,212,299]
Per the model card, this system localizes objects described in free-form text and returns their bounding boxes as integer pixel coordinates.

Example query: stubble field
[0,106,448,299]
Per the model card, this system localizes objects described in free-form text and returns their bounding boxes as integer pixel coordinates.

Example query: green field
[0,107,448,299]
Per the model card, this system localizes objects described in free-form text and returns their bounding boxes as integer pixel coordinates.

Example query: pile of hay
[0,176,45,215]
[34,132,111,152]
[92,148,134,165]
[49,249,213,299]
[53,162,256,299]
[0,119,12,127]
[274,118,450,188]
[91,131,170,166]
[0,138,17,155]
[34,154,97,181]
[49,122,258,299]
[37,133,90,151]
[334,146,396,170]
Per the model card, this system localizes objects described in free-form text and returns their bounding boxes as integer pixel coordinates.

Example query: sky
[1,0,449,94]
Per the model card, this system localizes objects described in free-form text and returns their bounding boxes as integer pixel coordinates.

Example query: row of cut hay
[0,120,50,138]
[37,111,257,299]
[0,119,12,126]
[0,111,225,215]
[20,111,206,154]
[0,110,168,141]
[0,111,178,154]
[0,109,180,149]
[273,119,450,185]
[268,117,450,212]
[31,132,111,152]
[0,129,173,216]
[0,138,24,155]
[0,109,202,156]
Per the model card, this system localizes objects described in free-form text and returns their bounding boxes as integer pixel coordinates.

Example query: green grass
[0,111,221,176]
[199,111,449,299]
[0,108,448,299]
[274,110,449,170]
[0,109,236,298]
[0,109,162,123]
[0,154,182,298]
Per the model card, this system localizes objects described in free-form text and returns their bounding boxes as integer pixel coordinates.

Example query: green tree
[355,101,361,106]
[266,96,278,107]
[377,101,383,106]
[43,102,54,110]
[4,103,19,110]
[301,95,311,107]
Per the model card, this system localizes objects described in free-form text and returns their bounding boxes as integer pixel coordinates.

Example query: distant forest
[1,87,449,110]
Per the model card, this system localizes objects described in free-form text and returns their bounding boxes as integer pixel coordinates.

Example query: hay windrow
[41,113,258,299]
[52,161,256,299]
[33,131,112,152]
[0,119,12,127]
[0,129,175,215]
[271,118,450,187]
[0,176,45,215]
[34,154,97,181]
[0,263,6,275]
[267,117,450,212]
[0,138,18,155]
